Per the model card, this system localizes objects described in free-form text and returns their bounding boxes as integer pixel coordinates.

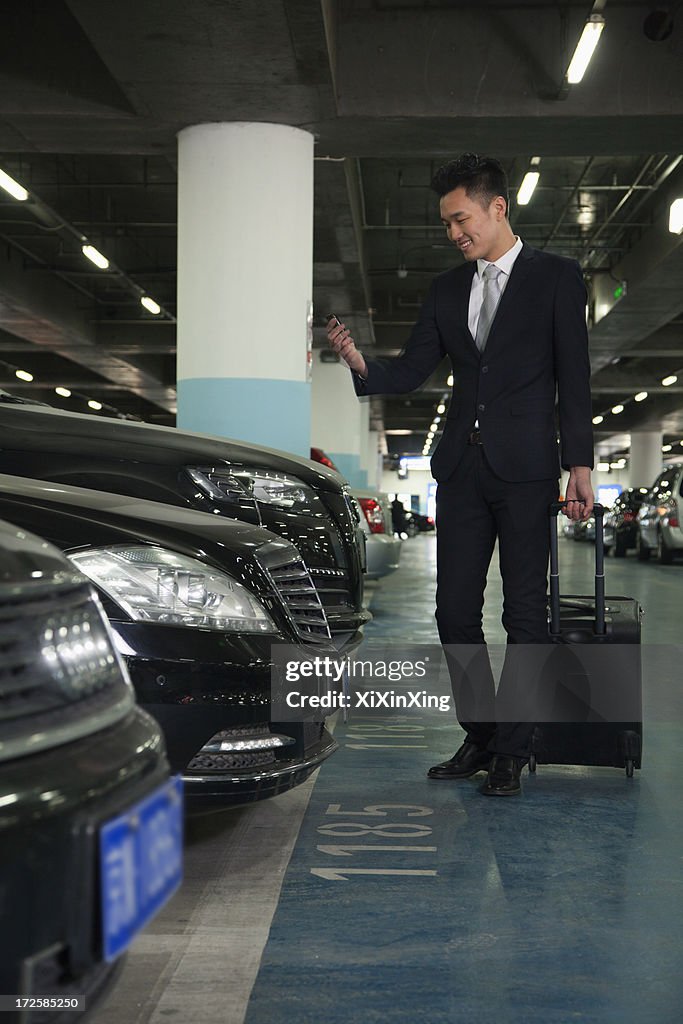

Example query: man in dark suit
[327,153,594,797]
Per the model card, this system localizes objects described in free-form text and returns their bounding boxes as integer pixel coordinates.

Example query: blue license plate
[100,774,183,961]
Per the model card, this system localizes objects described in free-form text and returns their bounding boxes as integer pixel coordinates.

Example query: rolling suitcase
[528,501,643,778]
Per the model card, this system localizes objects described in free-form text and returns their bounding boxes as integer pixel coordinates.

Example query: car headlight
[187,466,315,510]
[68,546,276,633]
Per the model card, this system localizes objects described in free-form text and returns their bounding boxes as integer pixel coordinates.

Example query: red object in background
[310,447,339,472]
[358,497,385,534]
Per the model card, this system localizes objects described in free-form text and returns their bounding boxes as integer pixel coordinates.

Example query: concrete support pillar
[629,430,663,488]
[362,428,381,490]
[176,122,314,455]
[357,401,370,488]
[311,354,364,485]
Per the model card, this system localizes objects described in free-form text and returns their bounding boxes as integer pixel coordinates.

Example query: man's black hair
[430,153,510,215]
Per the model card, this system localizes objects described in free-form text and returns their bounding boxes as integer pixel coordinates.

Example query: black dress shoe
[480,755,526,796]
[427,741,493,780]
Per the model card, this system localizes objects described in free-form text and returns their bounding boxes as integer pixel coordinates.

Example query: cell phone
[325,313,341,328]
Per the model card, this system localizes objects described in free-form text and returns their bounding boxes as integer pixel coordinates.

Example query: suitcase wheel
[528,753,537,773]
[625,758,634,778]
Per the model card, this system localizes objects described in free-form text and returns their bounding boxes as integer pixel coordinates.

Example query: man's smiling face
[439,186,509,263]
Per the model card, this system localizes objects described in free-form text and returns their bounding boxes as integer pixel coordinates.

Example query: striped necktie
[475,264,503,353]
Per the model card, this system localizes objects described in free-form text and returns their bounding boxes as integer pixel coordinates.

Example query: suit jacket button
[478,403,485,412]
[481,365,489,373]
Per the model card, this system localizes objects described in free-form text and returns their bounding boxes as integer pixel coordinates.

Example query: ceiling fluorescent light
[15,369,33,382]
[566,14,605,84]
[0,168,28,201]
[55,387,71,398]
[592,415,604,424]
[669,198,683,235]
[82,244,110,270]
[634,391,647,402]
[141,295,161,315]
[662,444,672,452]
[611,404,624,414]
[517,169,540,206]
[662,375,678,387]
[88,399,103,410]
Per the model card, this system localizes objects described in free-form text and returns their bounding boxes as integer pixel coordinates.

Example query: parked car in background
[406,510,436,534]
[0,474,353,807]
[561,517,576,539]
[604,488,647,557]
[566,516,596,542]
[351,488,401,581]
[0,518,179,1015]
[636,463,683,564]
[391,502,435,538]
[0,399,369,645]
[310,446,339,472]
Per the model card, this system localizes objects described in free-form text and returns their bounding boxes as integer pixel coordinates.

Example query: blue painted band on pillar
[177,378,311,457]
[328,453,366,488]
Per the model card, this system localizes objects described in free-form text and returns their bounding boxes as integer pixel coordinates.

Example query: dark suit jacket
[354,243,594,483]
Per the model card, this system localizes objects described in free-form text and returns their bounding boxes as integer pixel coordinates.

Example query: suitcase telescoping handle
[549,501,605,637]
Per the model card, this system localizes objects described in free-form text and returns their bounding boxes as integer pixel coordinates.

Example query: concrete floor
[97,533,683,1024]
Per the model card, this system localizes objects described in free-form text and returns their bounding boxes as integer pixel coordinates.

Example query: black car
[604,488,647,557]
[0,398,369,645]
[0,474,352,806]
[408,511,436,533]
[0,518,180,1019]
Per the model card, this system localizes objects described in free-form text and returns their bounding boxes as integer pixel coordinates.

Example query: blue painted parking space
[245,694,683,1024]
[245,541,683,1024]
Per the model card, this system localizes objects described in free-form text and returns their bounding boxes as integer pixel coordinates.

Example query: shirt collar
[477,235,523,278]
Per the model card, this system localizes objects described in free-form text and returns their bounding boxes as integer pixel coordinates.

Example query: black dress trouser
[434,442,559,758]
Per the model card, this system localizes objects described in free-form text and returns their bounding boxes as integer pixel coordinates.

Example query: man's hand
[326,318,368,377]
[564,466,594,521]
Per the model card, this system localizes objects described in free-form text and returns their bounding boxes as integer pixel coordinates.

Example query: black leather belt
[467,430,483,445]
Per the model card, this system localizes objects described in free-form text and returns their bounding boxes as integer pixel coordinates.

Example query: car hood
[0,474,292,566]
[0,402,347,493]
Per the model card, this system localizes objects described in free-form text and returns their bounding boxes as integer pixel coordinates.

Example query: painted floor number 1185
[311,804,437,881]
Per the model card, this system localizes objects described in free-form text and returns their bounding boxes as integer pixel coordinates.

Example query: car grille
[308,568,356,618]
[0,583,134,762]
[256,542,331,644]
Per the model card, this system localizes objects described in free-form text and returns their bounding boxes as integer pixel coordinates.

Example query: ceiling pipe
[543,157,594,247]
[343,159,377,348]
[579,154,682,265]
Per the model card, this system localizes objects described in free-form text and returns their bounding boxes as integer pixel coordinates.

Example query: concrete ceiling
[0,0,682,464]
